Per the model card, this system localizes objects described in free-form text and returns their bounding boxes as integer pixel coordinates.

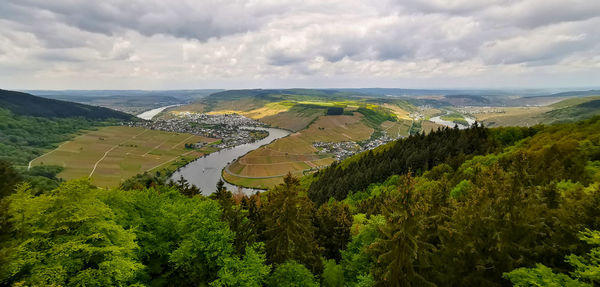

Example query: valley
[2,88,600,287]
[3,2,600,285]
[8,88,600,192]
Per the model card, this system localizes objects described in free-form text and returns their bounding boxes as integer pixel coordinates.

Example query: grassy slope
[543,98,600,124]
[31,126,216,188]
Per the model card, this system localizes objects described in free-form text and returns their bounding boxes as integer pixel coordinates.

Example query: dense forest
[1,116,600,286]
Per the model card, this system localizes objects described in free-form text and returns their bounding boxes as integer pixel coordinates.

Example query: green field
[30,126,216,188]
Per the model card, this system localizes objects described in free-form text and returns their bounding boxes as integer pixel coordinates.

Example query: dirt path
[28,141,69,171]
[171,134,196,149]
[88,129,149,178]
[145,150,196,172]
[143,138,172,157]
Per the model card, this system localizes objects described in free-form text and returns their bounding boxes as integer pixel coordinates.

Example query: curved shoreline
[171,127,290,195]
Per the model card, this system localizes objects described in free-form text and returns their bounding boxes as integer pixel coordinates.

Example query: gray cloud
[0,0,598,89]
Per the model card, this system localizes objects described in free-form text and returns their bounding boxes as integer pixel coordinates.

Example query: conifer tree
[263,173,323,274]
[315,201,353,261]
[368,174,434,287]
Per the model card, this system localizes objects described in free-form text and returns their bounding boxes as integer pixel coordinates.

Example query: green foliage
[450,179,472,199]
[267,260,319,287]
[544,98,600,124]
[315,201,353,261]
[341,214,385,286]
[566,229,600,283]
[309,123,501,205]
[321,259,344,287]
[1,180,142,286]
[263,173,323,274]
[367,174,434,287]
[0,160,22,198]
[505,229,600,286]
[101,186,233,285]
[211,180,258,255]
[211,243,271,287]
[317,116,600,286]
[356,107,396,128]
[504,264,589,287]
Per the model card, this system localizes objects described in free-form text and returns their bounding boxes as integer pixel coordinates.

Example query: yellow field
[260,107,325,131]
[382,104,411,120]
[224,113,373,188]
[30,126,216,188]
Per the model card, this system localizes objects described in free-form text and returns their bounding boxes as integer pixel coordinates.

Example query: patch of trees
[356,107,397,127]
[326,107,344,115]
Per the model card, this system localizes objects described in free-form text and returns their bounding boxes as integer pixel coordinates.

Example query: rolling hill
[0,89,135,120]
[542,96,600,123]
[0,89,137,165]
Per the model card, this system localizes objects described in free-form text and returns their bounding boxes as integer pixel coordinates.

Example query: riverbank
[170,127,290,195]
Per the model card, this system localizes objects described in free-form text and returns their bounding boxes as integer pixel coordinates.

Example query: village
[313,132,396,161]
[127,112,268,149]
[129,110,399,161]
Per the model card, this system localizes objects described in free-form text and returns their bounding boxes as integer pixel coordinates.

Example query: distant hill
[0,89,135,120]
[543,96,600,123]
[441,94,493,106]
[545,89,600,98]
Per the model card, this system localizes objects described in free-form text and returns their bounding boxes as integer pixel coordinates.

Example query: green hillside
[543,96,600,123]
[303,116,600,285]
[0,89,135,165]
[0,89,135,120]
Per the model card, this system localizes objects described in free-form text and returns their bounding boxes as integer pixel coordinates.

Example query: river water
[170,127,290,195]
[137,104,181,120]
[429,114,476,129]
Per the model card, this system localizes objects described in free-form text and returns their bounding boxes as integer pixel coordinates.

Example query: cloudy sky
[1,0,599,89]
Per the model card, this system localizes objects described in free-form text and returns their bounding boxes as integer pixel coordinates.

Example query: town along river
[171,127,290,195]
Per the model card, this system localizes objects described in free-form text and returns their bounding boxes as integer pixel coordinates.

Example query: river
[429,113,475,129]
[137,104,181,120]
[171,127,291,195]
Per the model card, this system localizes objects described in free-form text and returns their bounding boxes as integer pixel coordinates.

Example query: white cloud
[0,0,598,89]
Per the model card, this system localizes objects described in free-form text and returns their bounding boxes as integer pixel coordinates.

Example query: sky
[1,0,599,90]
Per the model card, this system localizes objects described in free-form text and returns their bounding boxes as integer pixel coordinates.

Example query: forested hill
[308,123,539,205]
[0,89,134,120]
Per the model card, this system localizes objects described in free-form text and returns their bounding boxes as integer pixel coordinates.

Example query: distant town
[127,112,267,149]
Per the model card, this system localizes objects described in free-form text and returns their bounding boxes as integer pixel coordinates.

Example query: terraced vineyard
[223,113,374,188]
[30,126,216,187]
